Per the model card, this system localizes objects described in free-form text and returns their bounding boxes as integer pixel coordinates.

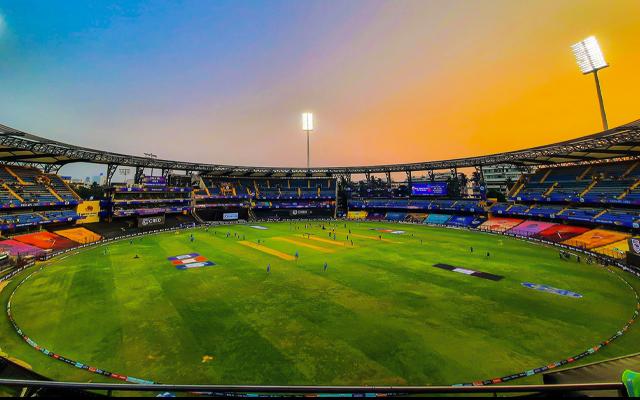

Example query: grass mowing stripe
[349,233,400,243]
[273,237,335,253]
[238,240,296,260]
[298,235,354,247]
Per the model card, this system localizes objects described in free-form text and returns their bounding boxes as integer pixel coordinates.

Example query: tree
[75,182,106,200]
[446,175,460,198]
[471,171,482,185]
[458,173,468,197]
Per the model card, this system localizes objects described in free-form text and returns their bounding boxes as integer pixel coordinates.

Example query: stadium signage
[168,253,216,270]
[521,283,583,298]
[1,201,78,209]
[433,263,503,281]
[76,200,101,224]
[630,238,640,255]
[142,176,167,186]
[137,215,165,228]
[347,211,368,220]
[290,209,311,216]
[223,212,239,220]
[411,182,448,196]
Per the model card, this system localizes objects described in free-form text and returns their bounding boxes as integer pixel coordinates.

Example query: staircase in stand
[191,208,206,224]
[4,166,27,185]
[577,166,592,181]
[592,209,607,220]
[618,178,640,200]
[47,186,64,202]
[579,178,598,197]
[2,183,24,203]
[622,161,639,179]
[539,169,552,184]
[543,182,558,197]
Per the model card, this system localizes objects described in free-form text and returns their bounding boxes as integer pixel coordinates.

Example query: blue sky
[0,0,638,180]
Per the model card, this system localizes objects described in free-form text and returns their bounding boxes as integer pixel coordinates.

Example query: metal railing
[0,379,628,396]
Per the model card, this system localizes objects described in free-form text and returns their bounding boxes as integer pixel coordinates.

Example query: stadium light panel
[302,112,314,131]
[571,36,608,74]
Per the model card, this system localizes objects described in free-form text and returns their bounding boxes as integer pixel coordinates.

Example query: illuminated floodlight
[571,36,609,130]
[302,112,314,131]
[571,36,608,74]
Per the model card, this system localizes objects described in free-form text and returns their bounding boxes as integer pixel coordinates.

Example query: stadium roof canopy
[1,119,640,177]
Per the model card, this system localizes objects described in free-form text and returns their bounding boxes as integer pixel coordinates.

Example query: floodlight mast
[571,36,609,130]
[302,113,314,169]
[592,70,607,130]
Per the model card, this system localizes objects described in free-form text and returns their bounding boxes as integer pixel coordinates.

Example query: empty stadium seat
[385,212,407,221]
[446,215,485,228]
[479,218,524,232]
[424,214,451,225]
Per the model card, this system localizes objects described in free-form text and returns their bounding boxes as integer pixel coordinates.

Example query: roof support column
[43,164,61,174]
[406,170,412,193]
[475,166,485,184]
[105,164,118,186]
[135,166,144,185]
[341,173,351,184]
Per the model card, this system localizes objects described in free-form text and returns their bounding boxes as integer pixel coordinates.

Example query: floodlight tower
[571,36,610,130]
[302,112,314,169]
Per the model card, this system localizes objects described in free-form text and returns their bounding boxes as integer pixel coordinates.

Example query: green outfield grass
[1,221,639,386]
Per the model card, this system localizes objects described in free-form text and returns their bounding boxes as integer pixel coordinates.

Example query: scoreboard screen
[411,182,448,196]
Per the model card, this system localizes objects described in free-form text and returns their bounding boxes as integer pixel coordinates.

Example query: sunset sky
[0,0,638,178]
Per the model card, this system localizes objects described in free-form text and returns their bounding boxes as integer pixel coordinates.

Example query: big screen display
[142,176,167,186]
[411,182,448,196]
